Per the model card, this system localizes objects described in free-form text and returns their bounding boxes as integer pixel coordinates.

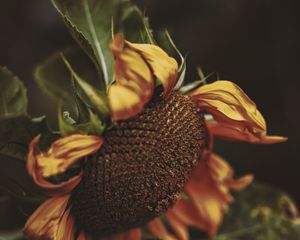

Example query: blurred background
[0,0,299,232]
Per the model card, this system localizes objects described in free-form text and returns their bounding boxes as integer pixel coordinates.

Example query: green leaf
[34,46,99,106]
[215,182,300,240]
[61,54,110,119]
[0,66,27,119]
[51,0,154,88]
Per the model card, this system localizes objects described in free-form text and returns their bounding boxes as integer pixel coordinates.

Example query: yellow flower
[24,35,287,240]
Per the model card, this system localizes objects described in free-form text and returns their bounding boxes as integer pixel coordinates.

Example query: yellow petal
[29,134,103,178]
[108,84,145,121]
[126,40,178,96]
[23,194,74,240]
[190,80,287,144]
[109,35,154,121]
[182,152,253,236]
[27,135,83,196]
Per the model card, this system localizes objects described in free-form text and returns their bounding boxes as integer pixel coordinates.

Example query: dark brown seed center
[71,92,207,236]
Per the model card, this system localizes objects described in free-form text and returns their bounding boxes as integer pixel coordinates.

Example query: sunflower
[23,34,287,240]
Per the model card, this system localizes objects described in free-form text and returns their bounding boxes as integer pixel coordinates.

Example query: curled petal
[147,219,177,240]
[28,135,83,195]
[109,35,154,121]
[23,194,74,240]
[181,152,253,236]
[27,134,103,195]
[29,134,103,177]
[189,81,287,144]
[112,228,141,240]
[126,40,178,96]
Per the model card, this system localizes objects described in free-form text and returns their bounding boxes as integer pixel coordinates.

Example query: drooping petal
[27,135,83,195]
[23,194,74,240]
[147,219,177,240]
[206,119,287,144]
[189,81,287,144]
[126,40,178,96]
[108,34,154,121]
[27,134,103,195]
[111,228,141,240]
[180,152,253,236]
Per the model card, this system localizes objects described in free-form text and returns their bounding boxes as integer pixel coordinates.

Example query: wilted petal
[182,152,253,236]
[147,219,177,240]
[206,119,287,144]
[126,40,178,96]
[189,81,287,144]
[29,134,103,177]
[23,194,74,240]
[27,134,103,195]
[109,35,154,121]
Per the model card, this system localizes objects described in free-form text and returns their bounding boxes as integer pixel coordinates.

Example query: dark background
[0,0,299,230]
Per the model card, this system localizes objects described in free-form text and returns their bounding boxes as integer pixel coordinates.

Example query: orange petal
[171,200,207,231]
[27,134,103,195]
[23,194,74,240]
[166,211,189,240]
[125,40,178,96]
[189,81,287,144]
[147,218,177,240]
[112,228,141,240]
[57,208,75,240]
[226,174,254,191]
[27,135,83,196]
[182,152,253,236]
[206,119,287,144]
[109,35,154,121]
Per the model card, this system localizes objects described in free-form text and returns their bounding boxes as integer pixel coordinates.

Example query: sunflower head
[71,92,207,235]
